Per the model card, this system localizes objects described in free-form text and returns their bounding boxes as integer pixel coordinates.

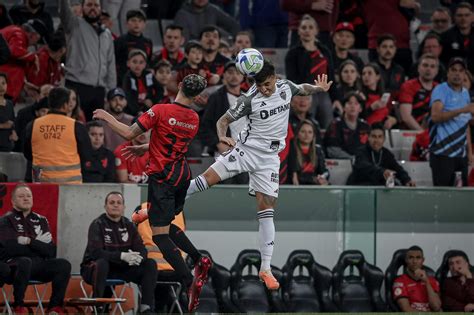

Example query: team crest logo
[121,231,129,242]
[168,118,176,125]
[280,91,286,100]
[228,155,236,162]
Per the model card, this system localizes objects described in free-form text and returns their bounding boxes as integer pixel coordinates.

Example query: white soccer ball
[235,48,264,76]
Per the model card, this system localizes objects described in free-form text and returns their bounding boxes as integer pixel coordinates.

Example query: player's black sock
[152,234,193,287]
[169,224,201,262]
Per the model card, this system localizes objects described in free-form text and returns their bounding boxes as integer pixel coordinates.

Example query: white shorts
[212,143,280,198]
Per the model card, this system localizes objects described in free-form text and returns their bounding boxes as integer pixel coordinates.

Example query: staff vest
[31,113,82,184]
[136,202,186,270]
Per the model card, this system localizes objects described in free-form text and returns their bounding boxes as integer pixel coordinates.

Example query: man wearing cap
[429,57,474,186]
[103,87,134,152]
[0,19,47,102]
[59,0,116,121]
[331,22,364,75]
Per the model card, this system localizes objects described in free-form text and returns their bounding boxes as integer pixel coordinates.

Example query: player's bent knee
[203,165,223,185]
[151,225,170,235]
[256,192,278,210]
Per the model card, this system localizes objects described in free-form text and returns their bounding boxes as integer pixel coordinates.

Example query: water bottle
[386,172,395,188]
[454,171,463,187]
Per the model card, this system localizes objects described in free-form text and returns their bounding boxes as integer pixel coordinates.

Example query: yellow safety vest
[31,113,82,184]
[136,202,187,270]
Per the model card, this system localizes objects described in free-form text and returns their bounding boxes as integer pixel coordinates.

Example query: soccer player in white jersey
[186,60,332,290]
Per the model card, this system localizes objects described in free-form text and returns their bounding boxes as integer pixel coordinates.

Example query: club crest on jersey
[228,155,236,162]
[280,91,286,100]
[146,108,155,117]
[168,118,177,126]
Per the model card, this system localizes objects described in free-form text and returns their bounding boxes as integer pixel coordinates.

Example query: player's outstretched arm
[297,74,333,96]
[93,109,144,140]
[216,112,237,147]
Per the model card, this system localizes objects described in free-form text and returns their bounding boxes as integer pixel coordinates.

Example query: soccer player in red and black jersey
[399,54,439,130]
[92,74,212,312]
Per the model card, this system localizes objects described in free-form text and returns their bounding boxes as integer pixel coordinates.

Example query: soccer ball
[235,48,264,76]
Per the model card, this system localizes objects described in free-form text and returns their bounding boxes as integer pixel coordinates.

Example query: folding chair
[28,280,48,315]
[1,286,12,315]
[80,279,131,315]
[155,281,183,315]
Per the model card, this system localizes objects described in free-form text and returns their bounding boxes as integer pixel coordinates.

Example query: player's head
[406,245,425,272]
[179,74,207,99]
[254,60,276,97]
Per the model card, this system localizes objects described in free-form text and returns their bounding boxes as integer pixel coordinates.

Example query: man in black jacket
[347,123,415,186]
[9,0,54,35]
[81,191,157,313]
[83,121,116,182]
[0,34,10,65]
[0,184,71,314]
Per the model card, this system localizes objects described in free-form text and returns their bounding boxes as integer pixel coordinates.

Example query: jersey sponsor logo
[129,172,148,183]
[175,121,197,130]
[260,103,290,120]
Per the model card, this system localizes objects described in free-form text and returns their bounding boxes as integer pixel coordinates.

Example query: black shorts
[147,175,190,227]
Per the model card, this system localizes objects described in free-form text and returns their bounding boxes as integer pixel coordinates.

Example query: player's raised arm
[296,74,333,96]
[93,109,144,140]
[216,112,237,147]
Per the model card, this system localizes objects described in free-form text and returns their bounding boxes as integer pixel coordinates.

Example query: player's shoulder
[393,273,410,285]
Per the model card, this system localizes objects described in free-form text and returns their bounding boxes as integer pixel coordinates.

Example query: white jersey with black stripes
[226,79,302,153]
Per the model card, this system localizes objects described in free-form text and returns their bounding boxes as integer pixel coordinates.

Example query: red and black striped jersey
[137,103,199,186]
[399,78,438,124]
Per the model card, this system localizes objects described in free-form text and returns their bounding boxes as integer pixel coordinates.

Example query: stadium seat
[154,272,183,315]
[185,250,237,313]
[326,159,352,185]
[384,248,436,311]
[80,279,132,315]
[399,161,433,186]
[229,249,283,313]
[386,129,423,160]
[332,250,386,312]
[0,152,27,182]
[143,19,162,49]
[281,250,337,312]
[435,249,474,293]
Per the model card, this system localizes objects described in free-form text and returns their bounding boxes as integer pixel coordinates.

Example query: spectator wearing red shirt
[442,251,474,312]
[0,19,47,102]
[280,0,340,48]
[361,63,397,128]
[199,26,231,77]
[400,54,439,130]
[114,132,150,183]
[375,34,406,96]
[151,24,185,70]
[392,246,442,312]
[363,0,419,73]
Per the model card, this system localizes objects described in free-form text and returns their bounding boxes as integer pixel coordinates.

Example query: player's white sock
[186,175,209,199]
[257,209,275,271]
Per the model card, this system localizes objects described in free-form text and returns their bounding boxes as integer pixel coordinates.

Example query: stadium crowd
[0,0,473,187]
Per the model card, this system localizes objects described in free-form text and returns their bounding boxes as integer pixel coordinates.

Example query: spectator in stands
[101,0,140,35]
[338,0,367,48]
[375,34,405,95]
[174,0,239,41]
[429,57,474,186]
[24,87,93,184]
[281,0,340,48]
[239,0,288,48]
[430,7,452,35]
[285,15,336,128]
[231,31,252,57]
[334,60,364,114]
[100,11,119,40]
[0,19,47,102]
[114,9,153,82]
[399,54,439,130]
[392,245,441,312]
[175,41,220,88]
[81,191,157,313]
[363,0,419,73]
[0,4,12,29]
[288,120,329,185]
[25,31,66,91]
[442,251,474,312]
[114,130,150,183]
[153,60,174,104]
[82,121,116,183]
[361,63,397,128]
[440,2,474,74]
[0,184,71,314]
[14,87,51,152]
[324,92,370,159]
[413,33,446,82]
[67,88,87,124]
[151,24,185,70]
[122,49,163,117]
[347,123,415,186]
[200,26,231,77]
[103,87,134,152]
[71,1,82,17]
[289,95,322,144]
[0,73,16,152]
[9,0,54,35]
[59,0,116,121]
[201,61,245,156]
[218,39,232,59]
[331,22,364,76]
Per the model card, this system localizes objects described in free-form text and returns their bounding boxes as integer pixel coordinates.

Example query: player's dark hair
[407,245,424,255]
[369,122,385,135]
[253,60,275,84]
[447,250,470,263]
[199,25,221,39]
[86,120,104,131]
[105,191,124,205]
[181,74,207,98]
[48,87,71,110]
[376,33,396,47]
